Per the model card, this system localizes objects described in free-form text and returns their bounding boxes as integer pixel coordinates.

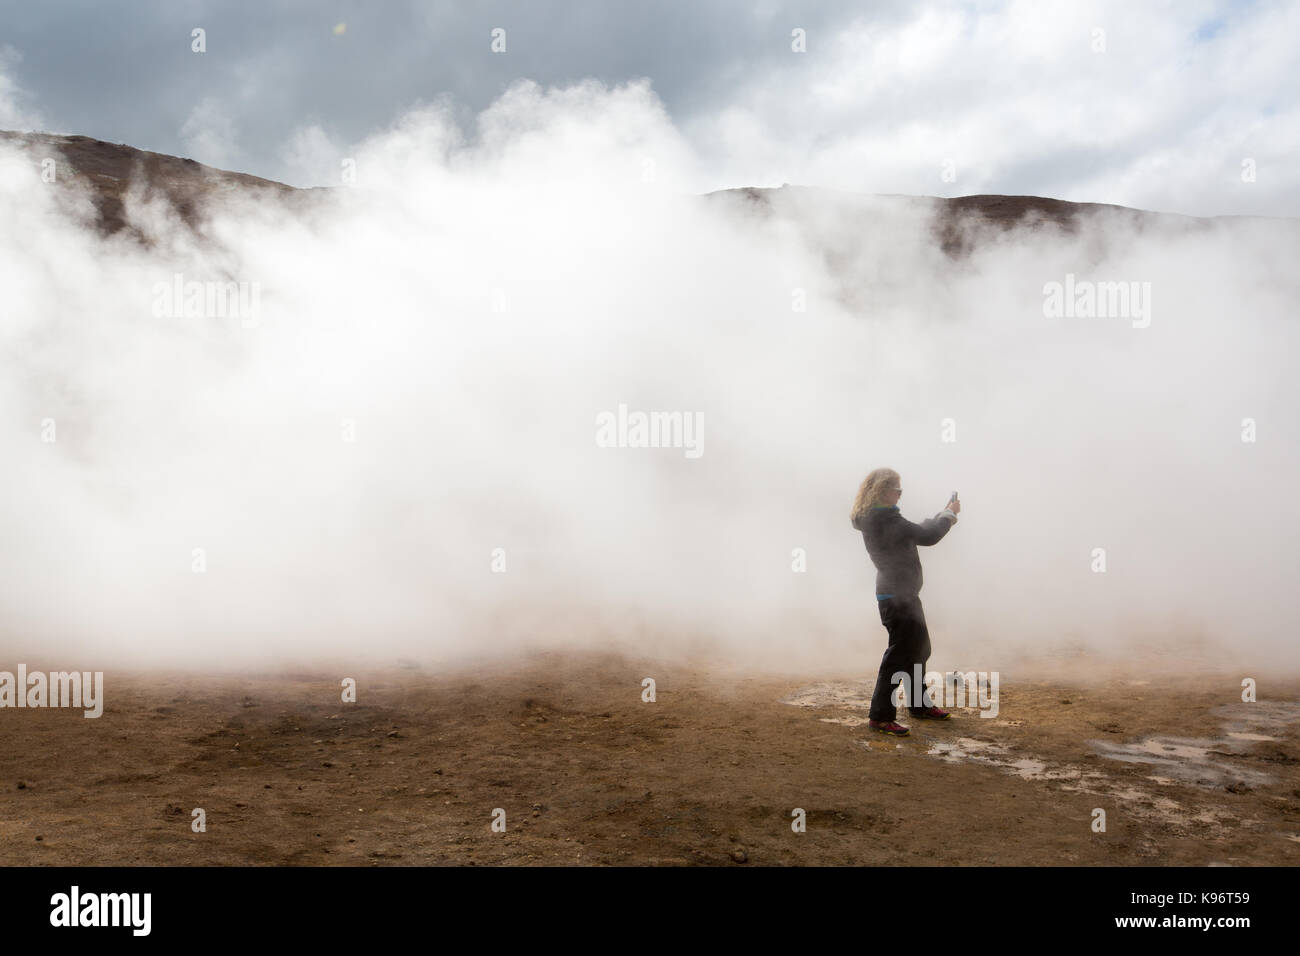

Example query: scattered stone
[16,781,26,790]
[730,847,748,863]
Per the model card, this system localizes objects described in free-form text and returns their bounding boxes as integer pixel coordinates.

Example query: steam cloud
[2,79,1297,676]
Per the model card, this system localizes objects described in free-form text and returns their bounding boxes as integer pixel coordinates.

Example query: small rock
[730,847,748,863]
[35,835,42,842]
[16,781,27,790]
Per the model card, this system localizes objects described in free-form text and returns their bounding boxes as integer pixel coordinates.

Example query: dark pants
[868,594,935,721]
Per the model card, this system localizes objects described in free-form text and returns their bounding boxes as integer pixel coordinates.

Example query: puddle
[782,679,995,713]
[819,716,871,727]
[783,680,1298,831]
[1217,700,1300,736]
[1089,735,1274,786]
[1054,781,1245,828]
[928,737,1005,759]
[1089,700,1300,787]
[781,681,872,709]
[924,737,1085,781]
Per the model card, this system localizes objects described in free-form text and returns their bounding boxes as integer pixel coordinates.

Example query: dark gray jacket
[852,505,956,598]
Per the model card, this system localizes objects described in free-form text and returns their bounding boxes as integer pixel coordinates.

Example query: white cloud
[281,123,346,188]
[0,46,44,131]
[680,0,1300,216]
[179,96,241,170]
[1,78,1297,674]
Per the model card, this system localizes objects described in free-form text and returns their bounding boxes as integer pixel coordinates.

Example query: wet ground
[783,677,1300,847]
[2,654,1297,865]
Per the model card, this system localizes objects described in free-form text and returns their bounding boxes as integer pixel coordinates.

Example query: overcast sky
[1,0,1296,216]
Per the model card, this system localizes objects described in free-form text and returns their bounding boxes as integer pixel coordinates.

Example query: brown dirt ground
[2,652,1297,866]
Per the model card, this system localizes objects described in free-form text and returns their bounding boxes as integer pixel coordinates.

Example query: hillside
[3,130,1262,255]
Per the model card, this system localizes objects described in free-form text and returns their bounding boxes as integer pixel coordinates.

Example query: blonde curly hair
[851,467,900,528]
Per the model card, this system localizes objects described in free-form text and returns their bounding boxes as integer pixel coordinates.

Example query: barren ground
[3,652,1298,866]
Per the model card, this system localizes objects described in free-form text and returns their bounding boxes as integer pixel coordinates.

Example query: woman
[850,468,960,736]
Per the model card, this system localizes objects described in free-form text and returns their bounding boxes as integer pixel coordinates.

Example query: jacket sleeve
[904,510,957,546]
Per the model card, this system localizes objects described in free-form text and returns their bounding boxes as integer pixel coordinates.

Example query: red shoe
[868,719,910,736]
[909,706,951,720]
